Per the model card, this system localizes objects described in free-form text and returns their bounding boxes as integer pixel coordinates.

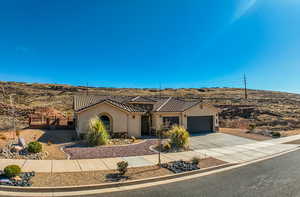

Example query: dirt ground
[280,129,300,137]
[220,128,272,141]
[31,157,226,187]
[0,129,76,160]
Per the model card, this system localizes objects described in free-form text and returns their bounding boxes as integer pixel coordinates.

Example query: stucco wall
[183,104,219,130]
[76,102,141,137]
[152,112,182,130]
[128,115,141,137]
[152,104,218,131]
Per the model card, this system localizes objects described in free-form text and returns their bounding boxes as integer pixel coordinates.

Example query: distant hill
[0,81,300,132]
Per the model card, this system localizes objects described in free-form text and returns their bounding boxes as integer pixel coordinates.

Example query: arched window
[99,115,111,132]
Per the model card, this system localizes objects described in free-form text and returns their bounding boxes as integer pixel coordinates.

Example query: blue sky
[0,0,300,93]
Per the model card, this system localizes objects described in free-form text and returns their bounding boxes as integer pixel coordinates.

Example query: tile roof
[153,97,200,112]
[74,95,146,112]
[74,95,201,113]
[129,96,156,103]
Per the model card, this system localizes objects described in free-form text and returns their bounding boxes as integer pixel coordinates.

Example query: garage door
[187,116,213,133]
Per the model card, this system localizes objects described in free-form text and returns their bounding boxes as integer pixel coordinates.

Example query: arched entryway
[99,113,113,133]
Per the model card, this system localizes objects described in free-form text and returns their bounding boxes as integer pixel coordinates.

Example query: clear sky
[0,0,300,93]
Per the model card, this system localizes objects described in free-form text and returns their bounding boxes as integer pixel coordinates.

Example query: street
[86,149,300,197]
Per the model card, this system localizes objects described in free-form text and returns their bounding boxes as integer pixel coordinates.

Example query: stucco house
[74,95,219,137]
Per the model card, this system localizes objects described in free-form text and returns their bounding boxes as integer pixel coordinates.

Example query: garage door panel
[187,116,213,133]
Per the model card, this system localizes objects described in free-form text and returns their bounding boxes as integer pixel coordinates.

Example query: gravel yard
[31,165,171,187]
[64,139,158,159]
[30,157,226,187]
[0,129,76,160]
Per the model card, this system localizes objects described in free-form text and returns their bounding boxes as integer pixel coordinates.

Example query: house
[73,95,219,137]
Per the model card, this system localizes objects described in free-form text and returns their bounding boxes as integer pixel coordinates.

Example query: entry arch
[98,112,113,133]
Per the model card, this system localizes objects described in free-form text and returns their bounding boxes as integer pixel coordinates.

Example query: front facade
[74,95,219,137]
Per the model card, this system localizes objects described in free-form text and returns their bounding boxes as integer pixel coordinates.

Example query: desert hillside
[0,81,300,132]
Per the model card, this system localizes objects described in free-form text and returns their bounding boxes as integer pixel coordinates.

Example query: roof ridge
[131,96,140,101]
[156,97,172,112]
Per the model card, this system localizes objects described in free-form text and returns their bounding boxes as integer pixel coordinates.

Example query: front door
[141,115,150,136]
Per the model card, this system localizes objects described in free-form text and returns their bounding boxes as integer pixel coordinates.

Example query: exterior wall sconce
[132,115,135,119]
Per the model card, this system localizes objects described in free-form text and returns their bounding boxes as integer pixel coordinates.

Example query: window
[163,116,179,128]
[100,115,111,131]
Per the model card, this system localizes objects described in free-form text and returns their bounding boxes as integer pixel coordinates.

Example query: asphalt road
[86,150,300,197]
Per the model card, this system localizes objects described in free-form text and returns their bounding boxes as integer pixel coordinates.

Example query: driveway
[189,133,256,150]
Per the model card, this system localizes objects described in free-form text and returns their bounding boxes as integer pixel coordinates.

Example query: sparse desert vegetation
[0,81,300,132]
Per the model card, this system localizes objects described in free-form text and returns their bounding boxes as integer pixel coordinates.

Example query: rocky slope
[0,81,299,131]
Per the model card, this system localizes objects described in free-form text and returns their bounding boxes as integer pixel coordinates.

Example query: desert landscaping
[1,81,300,133]
[0,81,300,188]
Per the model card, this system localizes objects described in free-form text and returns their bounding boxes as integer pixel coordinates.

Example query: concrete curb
[0,163,234,193]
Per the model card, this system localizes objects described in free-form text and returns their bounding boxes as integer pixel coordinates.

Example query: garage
[187,116,213,134]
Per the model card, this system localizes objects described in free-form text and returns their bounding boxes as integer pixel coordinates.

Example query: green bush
[4,165,21,178]
[27,141,42,153]
[163,141,171,151]
[248,124,256,131]
[271,131,281,138]
[167,125,190,149]
[191,157,201,165]
[87,117,110,146]
[117,161,128,175]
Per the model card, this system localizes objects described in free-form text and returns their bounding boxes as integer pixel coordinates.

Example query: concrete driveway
[189,133,256,150]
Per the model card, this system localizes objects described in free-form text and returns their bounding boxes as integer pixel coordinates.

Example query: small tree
[87,117,110,146]
[167,125,190,149]
[117,161,128,175]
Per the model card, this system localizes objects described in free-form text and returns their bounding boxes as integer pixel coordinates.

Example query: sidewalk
[0,135,300,173]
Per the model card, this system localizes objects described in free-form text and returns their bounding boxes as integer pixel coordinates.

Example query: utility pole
[244,74,248,100]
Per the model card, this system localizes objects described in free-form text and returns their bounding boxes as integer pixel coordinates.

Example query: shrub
[28,141,43,153]
[163,141,171,151]
[117,161,128,175]
[4,165,21,178]
[87,117,110,146]
[248,124,256,131]
[191,157,201,165]
[271,131,281,138]
[167,125,190,149]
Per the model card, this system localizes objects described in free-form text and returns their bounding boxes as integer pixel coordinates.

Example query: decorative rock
[0,178,11,185]
[0,140,48,160]
[11,145,23,153]
[162,160,199,174]
[105,173,129,182]
[18,137,26,148]
[12,176,22,181]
